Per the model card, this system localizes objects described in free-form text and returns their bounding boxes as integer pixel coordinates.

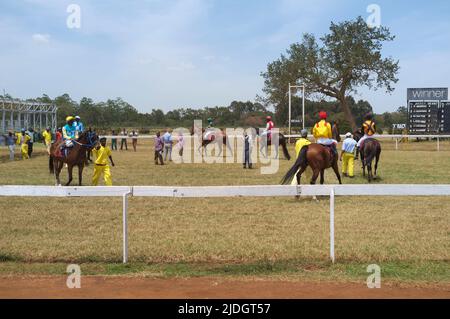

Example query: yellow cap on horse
[66,116,75,122]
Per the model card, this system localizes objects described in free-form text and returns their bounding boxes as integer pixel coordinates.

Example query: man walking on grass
[92,137,115,186]
[340,132,357,178]
[154,131,164,165]
[3,131,17,161]
[162,128,173,162]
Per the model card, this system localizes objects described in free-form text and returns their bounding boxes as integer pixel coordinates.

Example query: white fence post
[330,188,335,263]
[122,189,132,264]
[395,138,398,151]
[437,137,440,152]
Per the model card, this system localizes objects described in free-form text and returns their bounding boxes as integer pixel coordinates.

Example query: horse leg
[310,168,320,185]
[320,170,325,185]
[66,164,73,186]
[374,149,381,178]
[55,160,62,186]
[225,137,233,156]
[78,163,83,186]
[296,165,307,185]
[217,142,223,157]
[332,161,342,184]
[367,161,372,182]
[259,143,266,158]
[361,152,366,177]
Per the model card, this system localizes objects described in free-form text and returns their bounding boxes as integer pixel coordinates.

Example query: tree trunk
[338,96,357,131]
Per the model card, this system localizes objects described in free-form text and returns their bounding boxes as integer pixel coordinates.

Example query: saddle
[52,140,72,159]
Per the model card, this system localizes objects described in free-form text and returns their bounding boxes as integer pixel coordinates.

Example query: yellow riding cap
[66,116,75,122]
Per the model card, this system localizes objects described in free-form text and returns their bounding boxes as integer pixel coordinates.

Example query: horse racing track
[0,140,449,298]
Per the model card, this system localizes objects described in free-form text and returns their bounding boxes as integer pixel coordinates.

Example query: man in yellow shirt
[92,137,115,186]
[295,129,311,157]
[292,129,312,185]
[312,111,338,160]
[17,129,31,160]
[42,127,52,155]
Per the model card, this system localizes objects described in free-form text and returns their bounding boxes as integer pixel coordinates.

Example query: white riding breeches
[357,134,370,147]
[317,138,337,145]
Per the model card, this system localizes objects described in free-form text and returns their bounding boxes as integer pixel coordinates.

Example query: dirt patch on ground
[1,276,449,299]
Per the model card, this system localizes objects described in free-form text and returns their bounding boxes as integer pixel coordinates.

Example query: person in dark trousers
[120,128,128,150]
[3,131,17,160]
[86,127,94,163]
[154,131,164,165]
[111,130,118,150]
[26,128,34,158]
[243,131,253,169]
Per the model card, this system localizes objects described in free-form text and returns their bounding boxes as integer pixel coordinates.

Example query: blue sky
[0,0,449,113]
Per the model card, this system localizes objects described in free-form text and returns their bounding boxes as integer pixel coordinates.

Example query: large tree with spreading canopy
[261,16,399,130]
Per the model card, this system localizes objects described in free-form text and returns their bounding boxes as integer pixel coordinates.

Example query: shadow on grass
[0,253,23,262]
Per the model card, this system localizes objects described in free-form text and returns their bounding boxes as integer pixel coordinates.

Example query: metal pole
[122,189,132,264]
[302,85,305,130]
[330,188,335,263]
[288,83,291,143]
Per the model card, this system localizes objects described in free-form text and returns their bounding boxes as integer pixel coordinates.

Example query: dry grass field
[0,138,449,287]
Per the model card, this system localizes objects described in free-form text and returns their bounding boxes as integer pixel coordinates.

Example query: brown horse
[191,126,233,157]
[49,131,98,186]
[281,143,341,185]
[254,127,291,160]
[353,130,381,182]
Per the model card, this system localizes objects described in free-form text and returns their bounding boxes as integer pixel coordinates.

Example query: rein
[73,133,98,148]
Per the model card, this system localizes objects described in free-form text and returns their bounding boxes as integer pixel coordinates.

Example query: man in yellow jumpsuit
[42,127,52,155]
[292,129,312,185]
[92,137,115,186]
[16,129,31,160]
[340,132,357,178]
[312,111,337,160]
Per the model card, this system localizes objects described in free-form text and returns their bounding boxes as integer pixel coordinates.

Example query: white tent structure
[0,98,57,134]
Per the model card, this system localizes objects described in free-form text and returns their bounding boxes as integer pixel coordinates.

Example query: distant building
[407,88,450,134]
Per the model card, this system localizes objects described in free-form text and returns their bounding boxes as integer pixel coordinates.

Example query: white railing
[1,184,450,264]
[97,134,450,151]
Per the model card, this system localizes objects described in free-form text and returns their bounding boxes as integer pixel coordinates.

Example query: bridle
[73,132,98,148]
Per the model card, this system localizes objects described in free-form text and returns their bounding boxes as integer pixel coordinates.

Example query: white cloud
[32,33,50,44]
[167,61,196,71]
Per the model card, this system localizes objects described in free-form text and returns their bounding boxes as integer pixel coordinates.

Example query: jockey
[204,117,215,140]
[312,111,338,159]
[73,115,85,139]
[261,116,274,141]
[62,116,76,148]
[355,112,377,160]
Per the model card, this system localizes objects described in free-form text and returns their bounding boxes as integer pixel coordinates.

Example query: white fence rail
[1,184,450,264]
[95,134,450,152]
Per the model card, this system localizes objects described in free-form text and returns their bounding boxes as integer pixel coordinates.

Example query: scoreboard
[442,102,450,133]
[407,88,449,134]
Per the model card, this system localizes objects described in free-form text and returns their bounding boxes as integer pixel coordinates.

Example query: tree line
[3,93,406,134]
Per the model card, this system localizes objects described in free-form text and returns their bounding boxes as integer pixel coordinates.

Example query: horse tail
[280,146,308,185]
[280,136,291,160]
[364,142,377,167]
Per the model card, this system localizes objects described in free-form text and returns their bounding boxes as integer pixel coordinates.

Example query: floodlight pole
[288,83,306,143]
